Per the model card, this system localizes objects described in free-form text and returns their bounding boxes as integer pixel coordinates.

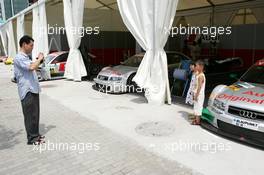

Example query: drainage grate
[135,121,175,137]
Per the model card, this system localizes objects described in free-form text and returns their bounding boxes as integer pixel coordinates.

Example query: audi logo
[239,110,257,119]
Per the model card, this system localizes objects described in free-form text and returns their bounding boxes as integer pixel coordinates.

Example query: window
[167,53,188,65]
[51,53,68,64]
[240,65,264,84]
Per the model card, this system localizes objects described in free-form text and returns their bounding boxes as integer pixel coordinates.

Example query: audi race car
[202,59,264,148]
[93,52,188,93]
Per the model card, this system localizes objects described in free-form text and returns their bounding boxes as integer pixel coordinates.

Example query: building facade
[0,0,30,21]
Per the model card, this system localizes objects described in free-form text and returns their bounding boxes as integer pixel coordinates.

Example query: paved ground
[0,64,198,175]
[37,70,264,175]
[1,63,264,175]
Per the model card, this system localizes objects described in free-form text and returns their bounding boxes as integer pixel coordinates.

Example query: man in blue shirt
[14,35,45,145]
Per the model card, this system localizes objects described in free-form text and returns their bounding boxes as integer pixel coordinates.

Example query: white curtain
[17,14,25,51]
[0,26,8,56]
[6,21,16,59]
[117,0,178,105]
[32,0,49,60]
[63,0,87,81]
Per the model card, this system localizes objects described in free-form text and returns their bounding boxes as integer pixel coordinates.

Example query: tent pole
[207,0,215,26]
[152,0,155,76]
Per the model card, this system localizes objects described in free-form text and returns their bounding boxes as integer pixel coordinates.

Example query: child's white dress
[185,73,196,105]
[193,73,206,116]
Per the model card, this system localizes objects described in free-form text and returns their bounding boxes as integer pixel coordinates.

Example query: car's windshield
[166,53,189,65]
[44,55,55,64]
[240,64,264,84]
[122,55,143,67]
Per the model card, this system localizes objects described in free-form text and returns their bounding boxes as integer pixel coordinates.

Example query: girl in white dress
[192,60,206,125]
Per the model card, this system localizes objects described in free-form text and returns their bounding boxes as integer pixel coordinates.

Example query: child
[185,62,197,105]
[192,60,206,125]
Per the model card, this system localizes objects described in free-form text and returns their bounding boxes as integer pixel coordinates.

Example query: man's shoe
[38,135,45,140]
[27,137,45,145]
[27,140,43,145]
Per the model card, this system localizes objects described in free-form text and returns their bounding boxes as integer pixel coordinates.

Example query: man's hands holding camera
[29,52,45,71]
[38,53,44,60]
[37,53,44,64]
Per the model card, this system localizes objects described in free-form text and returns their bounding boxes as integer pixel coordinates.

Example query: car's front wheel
[126,74,144,93]
[127,74,137,93]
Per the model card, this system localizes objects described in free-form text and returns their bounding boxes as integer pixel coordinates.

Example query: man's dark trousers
[21,92,40,143]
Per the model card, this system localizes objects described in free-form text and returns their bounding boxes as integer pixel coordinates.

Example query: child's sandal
[191,120,201,125]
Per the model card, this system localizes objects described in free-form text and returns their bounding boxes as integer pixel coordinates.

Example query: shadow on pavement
[0,125,23,150]
[39,124,56,135]
[178,111,194,124]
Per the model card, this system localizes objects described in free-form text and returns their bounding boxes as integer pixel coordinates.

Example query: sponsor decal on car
[243,90,264,97]
[232,118,259,131]
[227,85,240,91]
[217,93,264,105]
[110,70,122,76]
[50,68,56,75]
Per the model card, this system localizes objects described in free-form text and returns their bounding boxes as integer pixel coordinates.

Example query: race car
[4,57,13,65]
[202,59,264,148]
[37,51,68,81]
[93,52,188,93]
[0,56,8,63]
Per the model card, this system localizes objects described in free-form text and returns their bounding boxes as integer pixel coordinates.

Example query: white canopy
[84,0,252,10]
[0,0,264,105]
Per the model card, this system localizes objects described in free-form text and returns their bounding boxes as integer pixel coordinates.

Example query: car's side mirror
[229,73,238,80]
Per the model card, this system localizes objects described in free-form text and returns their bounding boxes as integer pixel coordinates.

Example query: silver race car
[202,59,264,148]
[93,52,188,93]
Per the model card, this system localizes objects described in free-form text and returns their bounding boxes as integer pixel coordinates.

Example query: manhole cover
[135,121,175,137]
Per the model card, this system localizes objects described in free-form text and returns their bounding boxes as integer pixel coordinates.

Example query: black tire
[90,64,100,75]
[127,74,139,93]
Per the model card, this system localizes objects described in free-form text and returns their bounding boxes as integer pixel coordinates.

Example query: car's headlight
[109,77,122,81]
[213,99,226,111]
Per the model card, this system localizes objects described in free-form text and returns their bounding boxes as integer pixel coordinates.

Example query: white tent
[82,0,264,26]
[16,14,25,52]
[36,0,264,34]
[1,0,264,104]
[84,0,253,10]
[32,0,49,60]
[0,21,17,59]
